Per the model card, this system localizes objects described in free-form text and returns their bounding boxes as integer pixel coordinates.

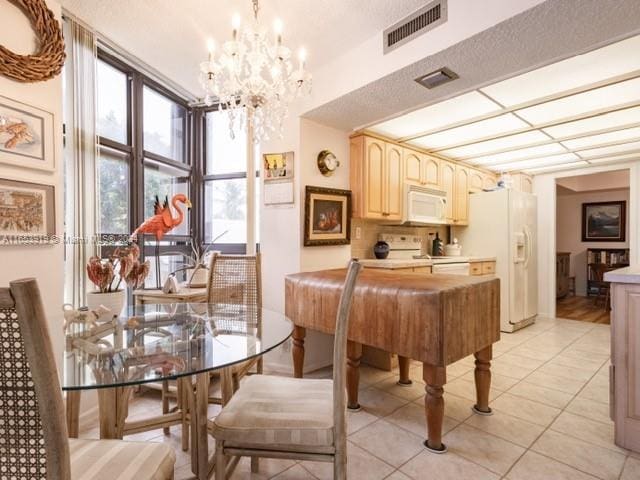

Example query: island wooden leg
[423,364,447,453]
[97,387,129,439]
[398,356,413,386]
[473,345,493,415]
[347,341,362,410]
[66,390,80,438]
[189,372,210,480]
[292,325,306,378]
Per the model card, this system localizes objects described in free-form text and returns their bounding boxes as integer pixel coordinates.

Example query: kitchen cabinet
[469,169,484,193]
[608,277,640,452]
[470,261,496,276]
[440,161,456,223]
[511,172,533,193]
[483,173,498,190]
[350,135,403,220]
[454,166,469,225]
[404,149,440,188]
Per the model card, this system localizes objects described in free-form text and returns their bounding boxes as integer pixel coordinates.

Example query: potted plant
[86,244,150,320]
[183,231,227,288]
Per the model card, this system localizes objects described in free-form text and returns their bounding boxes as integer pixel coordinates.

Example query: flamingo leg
[155,242,161,289]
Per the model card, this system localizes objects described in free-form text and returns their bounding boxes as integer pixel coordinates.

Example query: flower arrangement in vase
[86,244,150,320]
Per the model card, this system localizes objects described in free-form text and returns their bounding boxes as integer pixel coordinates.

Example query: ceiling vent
[383,0,448,54]
[415,67,458,89]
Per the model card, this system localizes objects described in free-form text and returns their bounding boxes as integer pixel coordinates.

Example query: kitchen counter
[604,265,640,284]
[360,256,497,269]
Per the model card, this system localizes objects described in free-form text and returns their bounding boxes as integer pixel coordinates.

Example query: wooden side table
[133,286,208,305]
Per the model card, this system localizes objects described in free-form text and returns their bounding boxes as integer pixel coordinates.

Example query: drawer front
[470,263,483,276]
[412,266,432,273]
[482,262,496,275]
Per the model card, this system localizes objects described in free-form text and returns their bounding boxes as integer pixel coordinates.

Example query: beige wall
[556,187,630,296]
[0,0,65,369]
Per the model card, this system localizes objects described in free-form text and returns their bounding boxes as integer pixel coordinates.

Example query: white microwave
[396,185,447,225]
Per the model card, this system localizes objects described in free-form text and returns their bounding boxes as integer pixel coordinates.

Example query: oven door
[407,190,447,225]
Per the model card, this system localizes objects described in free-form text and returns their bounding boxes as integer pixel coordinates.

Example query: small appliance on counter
[444,238,462,256]
[373,240,390,259]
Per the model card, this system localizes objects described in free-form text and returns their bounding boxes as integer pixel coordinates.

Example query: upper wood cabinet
[404,149,440,187]
[469,169,484,193]
[510,172,533,193]
[350,135,403,220]
[454,166,469,225]
[483,173,498,190]
[440,161,456,223]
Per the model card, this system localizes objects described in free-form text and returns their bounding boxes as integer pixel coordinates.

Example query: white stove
[379,233,423,259]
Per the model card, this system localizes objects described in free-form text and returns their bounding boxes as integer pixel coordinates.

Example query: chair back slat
[207,253,262,324]
[331,260,362,451]
[1,279,70,479]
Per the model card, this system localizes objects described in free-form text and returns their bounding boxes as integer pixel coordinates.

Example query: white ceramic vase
[86,290,126,322]
[186,266,209,287]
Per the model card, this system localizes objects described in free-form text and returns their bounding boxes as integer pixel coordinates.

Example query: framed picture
[304,186,351,246]
[263,151,293,182]
[0,178,55,243]
[0,95,55,172]
[582,201,626,242]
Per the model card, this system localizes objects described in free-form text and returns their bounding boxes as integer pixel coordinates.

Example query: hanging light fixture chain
[252,0,260,20]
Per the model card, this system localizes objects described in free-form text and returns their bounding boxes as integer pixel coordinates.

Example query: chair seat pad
[211,375,335,450]
[69,438,175,480]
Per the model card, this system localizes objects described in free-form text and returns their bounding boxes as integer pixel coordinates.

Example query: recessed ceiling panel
[524,161,588,174]
[561,126,640,150]
[367,91,501,139]
[578,140,640,158]
[487,153,580,172]
[515,77,640,125]
[588,152,640,164]
[542,106,640,138]
[480,35,640,107]
[468,143,567,166]
[440,130,549,159]
[409,114,528,150]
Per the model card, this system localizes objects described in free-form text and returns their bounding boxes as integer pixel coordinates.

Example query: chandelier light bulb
[206,38,216,61]
[298,47,307,69]
[274,18,283,44]
[232,13,242,29]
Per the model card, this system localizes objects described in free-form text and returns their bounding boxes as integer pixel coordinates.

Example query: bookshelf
[587,248,630,296]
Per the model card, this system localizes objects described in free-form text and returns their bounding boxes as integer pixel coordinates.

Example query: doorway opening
[555,169,630,324]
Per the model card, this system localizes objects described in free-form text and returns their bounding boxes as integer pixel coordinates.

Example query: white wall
[261,116,352,373]
[0,0,65,368]
[556,187,630,296]
[534,160,640,318]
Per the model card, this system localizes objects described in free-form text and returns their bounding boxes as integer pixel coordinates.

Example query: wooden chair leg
[334,451,347,480]
[162,380,170,435]
[250,457,259,473]
[215,439,226,480]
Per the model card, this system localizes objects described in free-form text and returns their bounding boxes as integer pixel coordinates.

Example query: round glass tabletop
[62,303,292,390]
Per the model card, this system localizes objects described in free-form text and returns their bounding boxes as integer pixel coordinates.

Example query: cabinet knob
[382,212,390,216]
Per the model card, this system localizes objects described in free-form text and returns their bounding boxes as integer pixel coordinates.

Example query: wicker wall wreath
[0,0,65,83]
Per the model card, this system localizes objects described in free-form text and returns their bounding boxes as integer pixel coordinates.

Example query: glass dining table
[63,302,293,480]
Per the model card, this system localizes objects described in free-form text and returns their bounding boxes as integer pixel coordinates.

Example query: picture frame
[0,178,56,244]
[581,201,626,242]
[304,186,351,246]
[0,95,55,172]
[263,151,294,182]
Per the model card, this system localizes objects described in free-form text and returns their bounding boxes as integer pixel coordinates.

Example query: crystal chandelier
[199,0,312,142]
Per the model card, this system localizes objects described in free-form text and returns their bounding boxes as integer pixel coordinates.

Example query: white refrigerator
[455,189,538,333]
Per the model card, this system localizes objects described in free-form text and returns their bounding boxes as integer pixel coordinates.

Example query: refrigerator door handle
[523,227,532,267]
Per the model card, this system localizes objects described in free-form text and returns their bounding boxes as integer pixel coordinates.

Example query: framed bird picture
[0,95,55,172]
[304,186,351,246]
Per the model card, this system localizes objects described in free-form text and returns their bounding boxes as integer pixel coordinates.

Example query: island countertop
[604,265,640,284]
[359,256,497,270]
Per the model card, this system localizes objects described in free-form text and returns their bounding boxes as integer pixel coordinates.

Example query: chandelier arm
[252,0,259,21]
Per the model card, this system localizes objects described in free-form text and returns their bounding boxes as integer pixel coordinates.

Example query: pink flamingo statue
[132,194,192,288]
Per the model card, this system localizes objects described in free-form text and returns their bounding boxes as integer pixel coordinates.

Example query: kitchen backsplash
[350,218,449,259]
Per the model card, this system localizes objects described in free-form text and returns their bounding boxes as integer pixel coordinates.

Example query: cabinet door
[404,149,422,185]
[385,143,404,219]
[440,161,455,223]
[469,169,484,193]
[521,175,533,193]
[483,173,497,190]
[364,137,385,218]
[454,166,469,224]
[424,156,440,187]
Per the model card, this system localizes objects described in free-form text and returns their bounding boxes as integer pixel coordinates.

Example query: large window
[95,53,193,285]
[203,110,258,252]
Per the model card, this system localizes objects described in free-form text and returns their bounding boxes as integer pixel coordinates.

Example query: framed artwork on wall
[0,95,55,172]
[0,178,55,244]
[304,186,351,246]
[581,200,626,242]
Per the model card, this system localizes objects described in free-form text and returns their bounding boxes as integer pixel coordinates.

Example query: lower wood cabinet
[610,282,640,452]
[470,261,496,276]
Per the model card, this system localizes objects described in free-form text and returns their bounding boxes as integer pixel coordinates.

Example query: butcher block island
[285,268,500,453]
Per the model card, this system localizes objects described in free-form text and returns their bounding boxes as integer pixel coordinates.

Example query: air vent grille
[383,0,447,54]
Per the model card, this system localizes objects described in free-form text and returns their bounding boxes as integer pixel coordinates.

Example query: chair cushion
[69,438,175,480]
[210,375,335,452]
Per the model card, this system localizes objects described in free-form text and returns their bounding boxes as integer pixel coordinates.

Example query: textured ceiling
[303,0,640,131]
[59,0,426,97]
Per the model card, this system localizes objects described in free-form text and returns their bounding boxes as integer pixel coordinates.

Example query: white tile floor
[78,317,640,479]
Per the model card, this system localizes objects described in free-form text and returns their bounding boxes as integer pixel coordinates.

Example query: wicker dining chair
[0,278,176,480]
[210,259,362,480]
[207,253,263,395]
